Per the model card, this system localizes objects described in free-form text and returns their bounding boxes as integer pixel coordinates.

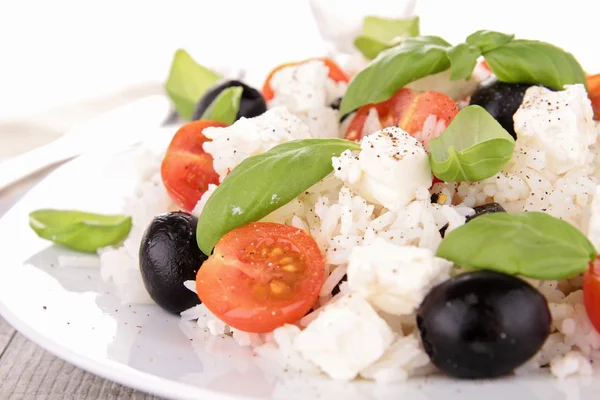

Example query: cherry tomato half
[195,222,325,333]
[586,74,600,120]
[584,256,600,333]
[262,57,349,101]
[160,120,227,211]
[345,88,459,150]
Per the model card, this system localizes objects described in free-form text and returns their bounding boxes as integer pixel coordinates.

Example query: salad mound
[29,15,600,383]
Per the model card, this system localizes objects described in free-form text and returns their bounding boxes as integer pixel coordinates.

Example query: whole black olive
[417,270,551,379]
[440,202,506,238]
[469,81,536,139]
[191,80,266,122]
[139,212,207,314]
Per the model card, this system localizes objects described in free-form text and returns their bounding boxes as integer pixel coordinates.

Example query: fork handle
[0,138,75,192]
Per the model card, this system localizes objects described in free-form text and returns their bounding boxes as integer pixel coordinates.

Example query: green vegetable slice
[200,86,242,125]
[436,212,597,280]
[339,36,451,116]
[196,138,361,255]
[165,49,222,120]
[466,30,514,53]
[428,105,515,182]
[29,209,132,253]
[483,38,586,90]
[354,16,420,60]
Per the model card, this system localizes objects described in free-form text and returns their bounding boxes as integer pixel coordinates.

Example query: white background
[0,0,598,121]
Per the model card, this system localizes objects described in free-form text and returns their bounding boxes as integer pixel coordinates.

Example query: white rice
[89,73,600,383]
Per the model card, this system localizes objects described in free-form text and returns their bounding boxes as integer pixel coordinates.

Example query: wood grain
[0,316,16,356]
[0,319,163,399]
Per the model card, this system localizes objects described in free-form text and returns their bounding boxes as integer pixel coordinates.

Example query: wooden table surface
[0,87,166,399]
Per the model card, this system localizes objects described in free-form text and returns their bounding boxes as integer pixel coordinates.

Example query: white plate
[3,2,600,397]
[0,138,599,400]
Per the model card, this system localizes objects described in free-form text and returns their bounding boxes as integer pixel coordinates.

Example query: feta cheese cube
[293,294,394,380]
[347,238,452,315]
[333,127,432,212]
[513,84,597,175]
[360,333,431,383]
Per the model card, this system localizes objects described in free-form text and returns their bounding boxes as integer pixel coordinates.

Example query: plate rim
[0,149,254,400]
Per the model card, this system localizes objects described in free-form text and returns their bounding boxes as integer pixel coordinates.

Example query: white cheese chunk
[293,294,394,380]
[332,127,432,212]
[360,333,431,383]
[513,84,597,175]
[347,238,452,315]
[202,107,311,180]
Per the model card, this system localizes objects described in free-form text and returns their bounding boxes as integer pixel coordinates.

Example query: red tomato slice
[196,222,325,333]
[586,74,600,120]
[160,120,227,211]
[345,88,459,150]
[584,256,600,333]
[262,57,349,101]
[480,60,492,73]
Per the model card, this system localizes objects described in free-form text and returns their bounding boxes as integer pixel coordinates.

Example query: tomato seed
[269,280,288,295]
[281,264,297,273]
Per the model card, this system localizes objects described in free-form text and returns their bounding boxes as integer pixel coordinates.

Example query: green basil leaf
[29,209,132,253]
[428,105,515,182]
[196,138,361,254]
[354,16,420,60]
[436,212,597,280]
[466,30,514,53]
[165,49,223,120]
[339,36,451,117]
[354,36,403,61]
[447,43,481,81]
[483,39,586,90]
[200,86,242,125]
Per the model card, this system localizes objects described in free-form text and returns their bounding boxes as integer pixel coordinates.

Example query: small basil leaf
[354,16,420,60]
[339,36,452,117]
[29,209,132,253]
[483,39,586,90]
[200,86,242,125]
[196,138,361,254]
[428,105,515,182]
[436,212,597,280]
[466,30,514,53]
[165,49,223,120]
[447,43,482,81]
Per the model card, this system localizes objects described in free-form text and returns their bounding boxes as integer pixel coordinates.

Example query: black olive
[191,80,266,122]
[331,274,347,296]
[139,212,207,315]
[439,202,505,238]
[469,81,537,139]
[466,202,505,223]
[417,270,551,379]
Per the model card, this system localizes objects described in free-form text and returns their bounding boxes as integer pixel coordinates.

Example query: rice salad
[29,16,600,384]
